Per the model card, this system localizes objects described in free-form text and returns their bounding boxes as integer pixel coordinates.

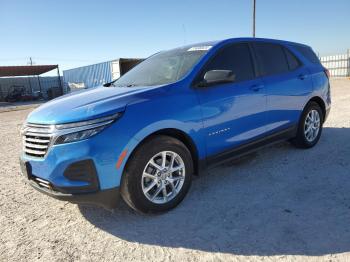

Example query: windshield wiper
[104,82,138,88]
[114,84,138,87]
[103,81,113,87]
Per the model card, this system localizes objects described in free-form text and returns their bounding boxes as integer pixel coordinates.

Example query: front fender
[114,120,206,184]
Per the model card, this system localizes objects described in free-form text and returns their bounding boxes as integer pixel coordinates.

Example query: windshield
[112,47,210,87]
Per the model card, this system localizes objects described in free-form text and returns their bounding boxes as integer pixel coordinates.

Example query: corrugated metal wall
[63,61,114,90]
[62,58,143,91]
[320,51,350,77]
[0,76,62,101]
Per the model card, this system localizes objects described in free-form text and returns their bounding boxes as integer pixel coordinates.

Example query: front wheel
[120,135,193,213]
[291,101,324,148]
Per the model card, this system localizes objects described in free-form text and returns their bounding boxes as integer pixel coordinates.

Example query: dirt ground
[1,79,350,262]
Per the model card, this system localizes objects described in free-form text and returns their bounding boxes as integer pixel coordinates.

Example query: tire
[291,101,324,148]
[120,135,193,213]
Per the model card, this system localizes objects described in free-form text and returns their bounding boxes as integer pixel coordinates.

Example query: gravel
[0,101,42,113]
[1,79,350,262]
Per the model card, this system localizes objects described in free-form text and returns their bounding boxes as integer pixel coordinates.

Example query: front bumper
[20,156,120,209]
[27,177,120,209]
[20,121,131,190]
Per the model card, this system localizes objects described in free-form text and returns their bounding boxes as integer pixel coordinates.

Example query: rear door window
[253,42,289,77]
[283,47,301,71]
[201,43,255,83]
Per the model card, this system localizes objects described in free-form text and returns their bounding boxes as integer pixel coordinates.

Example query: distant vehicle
[5,85,42,102]
[20,38,331,213]
[5,86,26,102]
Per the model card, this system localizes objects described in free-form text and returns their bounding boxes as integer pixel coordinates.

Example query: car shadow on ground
[79,127,350,256]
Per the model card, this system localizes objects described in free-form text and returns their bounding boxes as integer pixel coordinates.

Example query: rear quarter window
[294,45,320,64]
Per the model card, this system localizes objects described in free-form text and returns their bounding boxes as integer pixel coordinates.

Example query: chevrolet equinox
[20,38,331,213]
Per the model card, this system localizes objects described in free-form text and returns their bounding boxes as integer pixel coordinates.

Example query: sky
[0,0,349,75]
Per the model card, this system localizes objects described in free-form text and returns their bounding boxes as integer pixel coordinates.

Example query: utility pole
[28,57,34,66]
[253,0,256,37]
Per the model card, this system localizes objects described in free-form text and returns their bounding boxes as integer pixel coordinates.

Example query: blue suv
[20,38,331,213]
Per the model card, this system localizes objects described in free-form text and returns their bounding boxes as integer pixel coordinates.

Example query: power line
[0,57,99,63]
[182,24,187,45]
[34,57,100,62]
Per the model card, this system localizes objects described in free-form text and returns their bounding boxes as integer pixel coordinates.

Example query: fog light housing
[61,159,100,193]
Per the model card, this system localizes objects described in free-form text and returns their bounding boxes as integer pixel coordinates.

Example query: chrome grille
[22,123,53,158]
[21,114,119,158]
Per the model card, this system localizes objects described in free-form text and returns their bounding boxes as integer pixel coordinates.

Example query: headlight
[54,126,105,145]
[53,113,121,145]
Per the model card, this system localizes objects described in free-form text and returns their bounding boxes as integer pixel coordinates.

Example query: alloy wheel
[304,109,321,142]
[141,151,186,204]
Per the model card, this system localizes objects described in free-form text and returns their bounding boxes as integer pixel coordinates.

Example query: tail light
[324,68,330,78]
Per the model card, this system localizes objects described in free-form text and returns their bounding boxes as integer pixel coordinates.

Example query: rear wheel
[291,101,324,148]
[120,135,193,213]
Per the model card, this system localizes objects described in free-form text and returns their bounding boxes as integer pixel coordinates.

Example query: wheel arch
[308,96,326,122]
[125,128,201,176]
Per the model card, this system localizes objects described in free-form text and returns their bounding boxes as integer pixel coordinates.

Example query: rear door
[194,43,267,157]
[252,42,313,133]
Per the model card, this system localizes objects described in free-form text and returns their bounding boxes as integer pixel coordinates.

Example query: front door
[194,43,267,158]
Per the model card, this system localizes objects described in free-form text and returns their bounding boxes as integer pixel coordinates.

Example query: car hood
[27,86,155,124]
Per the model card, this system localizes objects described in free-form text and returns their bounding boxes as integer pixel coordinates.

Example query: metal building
[63,58,143,91]
[0,65,63,101]
[0,76,63,101]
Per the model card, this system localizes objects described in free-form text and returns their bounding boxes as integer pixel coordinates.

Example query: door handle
[298,73,308,80]
[250,84,264,91]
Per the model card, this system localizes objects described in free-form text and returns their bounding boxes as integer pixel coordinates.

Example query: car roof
[185,37,310,49]
[158,38,311,59]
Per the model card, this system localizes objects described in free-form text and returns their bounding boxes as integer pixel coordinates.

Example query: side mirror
[199,70,235,87]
